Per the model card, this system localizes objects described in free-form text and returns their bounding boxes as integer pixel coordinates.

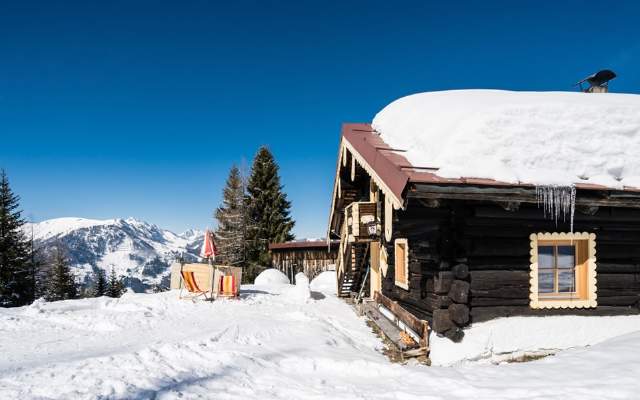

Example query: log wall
[380,197,640,341]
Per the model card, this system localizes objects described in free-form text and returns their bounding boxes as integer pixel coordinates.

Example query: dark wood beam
[408,184,640,209]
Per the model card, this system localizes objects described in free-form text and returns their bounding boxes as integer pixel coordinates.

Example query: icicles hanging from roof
[535,185,577,232]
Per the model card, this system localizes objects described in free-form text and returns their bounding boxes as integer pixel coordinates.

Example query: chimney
[576,69,617,93]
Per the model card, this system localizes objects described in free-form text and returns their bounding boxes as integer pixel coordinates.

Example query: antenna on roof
[575,69,617,93]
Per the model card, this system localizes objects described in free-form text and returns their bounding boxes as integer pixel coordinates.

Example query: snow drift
[283,273,311,303]
[254,268,290,285]
[310,270,337,295]
[429,314,640,366]
[3,288,640,399]
[372,90,640,188]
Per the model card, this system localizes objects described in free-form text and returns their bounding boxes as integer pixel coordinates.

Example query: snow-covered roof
[372,89,640,188]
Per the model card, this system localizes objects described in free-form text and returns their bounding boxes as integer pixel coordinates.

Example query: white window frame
[529,232,598,309]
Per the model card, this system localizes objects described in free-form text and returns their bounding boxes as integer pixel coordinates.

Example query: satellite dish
[576,69,617,92]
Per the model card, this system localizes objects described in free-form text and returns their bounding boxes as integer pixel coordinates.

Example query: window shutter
[576,239,589,300]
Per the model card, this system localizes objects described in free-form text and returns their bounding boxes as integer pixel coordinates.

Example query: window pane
[558,270,575,293]
[557,246,575,269]
[538,246,554,268]
[538,270,554,293]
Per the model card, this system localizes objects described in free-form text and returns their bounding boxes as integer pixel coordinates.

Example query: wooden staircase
[337,239,369,298]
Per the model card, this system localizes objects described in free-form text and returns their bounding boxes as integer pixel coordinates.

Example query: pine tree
[214,165,247,266]
[0,169,32,307]
[106,268,125,298]
[45,244,78,302]
[25,224,45,303]
[92,269,108,297]
[246,147,295,270]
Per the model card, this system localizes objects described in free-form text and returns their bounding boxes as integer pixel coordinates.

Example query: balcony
[345,201,380,243]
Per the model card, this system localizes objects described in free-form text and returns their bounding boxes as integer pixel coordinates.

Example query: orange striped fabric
[219,275,236,295]
[181,271,202,293]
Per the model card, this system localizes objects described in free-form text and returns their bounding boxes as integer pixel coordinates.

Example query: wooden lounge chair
[214,266,242,298]
[217,275,238,298]
[179,264,215,301]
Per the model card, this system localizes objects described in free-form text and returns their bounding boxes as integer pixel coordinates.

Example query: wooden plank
[597,274,640,289]
[362,302,414,350]
[410,184,640,207]
[374,291,427,339]
[408,189,640,208]
[471,305,640,323]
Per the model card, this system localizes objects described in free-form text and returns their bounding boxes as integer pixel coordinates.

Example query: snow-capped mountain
[24,217,204,291]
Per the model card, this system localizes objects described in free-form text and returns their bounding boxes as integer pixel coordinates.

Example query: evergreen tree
[246,147,295,271]
[25,222,47,302]
[106,268,125,298]
[45,244,78,301]
[91,269,108,297]
[0,169,32,307]
[214,165,247,266]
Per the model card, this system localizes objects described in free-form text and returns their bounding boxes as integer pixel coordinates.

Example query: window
[530,232,597,309]
[538,244,576,295]
[394,239,409,290]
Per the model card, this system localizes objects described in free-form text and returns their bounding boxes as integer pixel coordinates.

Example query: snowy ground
[2,282,640,399]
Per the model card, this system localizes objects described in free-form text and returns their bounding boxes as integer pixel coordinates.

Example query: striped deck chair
[179,265,214,301]
[217,274,238,298]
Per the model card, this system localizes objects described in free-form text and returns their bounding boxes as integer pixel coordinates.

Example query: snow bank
[283,273,311,303]
[254,268,290,285]
[429,314,640,366]
[310,270,337,295]
[3,288,640,399]
[372,90,640,188]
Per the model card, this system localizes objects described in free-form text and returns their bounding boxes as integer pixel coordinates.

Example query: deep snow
[310,270,338,295]
[254,268,291,285]
[372,90,640,188]
[2,284,640,399]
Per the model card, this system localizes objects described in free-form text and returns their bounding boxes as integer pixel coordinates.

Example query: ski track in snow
[1,285,640,399]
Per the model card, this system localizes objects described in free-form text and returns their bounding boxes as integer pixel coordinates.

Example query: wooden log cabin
[269,240,338,282]
[328,120,640,344]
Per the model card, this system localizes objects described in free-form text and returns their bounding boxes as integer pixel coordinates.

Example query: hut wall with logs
[329,123,640,344]
[380,195,640,341]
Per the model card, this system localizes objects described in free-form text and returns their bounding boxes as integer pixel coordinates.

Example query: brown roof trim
[269,240,339,250]
[341,123,410,206]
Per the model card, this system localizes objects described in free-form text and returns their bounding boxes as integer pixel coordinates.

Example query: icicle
[535,185,576,233]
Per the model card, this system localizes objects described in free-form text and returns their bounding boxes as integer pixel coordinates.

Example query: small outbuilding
[269,240,338,282]
[328,90,640,347]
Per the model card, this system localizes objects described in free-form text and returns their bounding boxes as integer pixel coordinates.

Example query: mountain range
[24,217,204,292]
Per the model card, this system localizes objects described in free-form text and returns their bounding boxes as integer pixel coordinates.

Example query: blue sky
[1,0,640,237]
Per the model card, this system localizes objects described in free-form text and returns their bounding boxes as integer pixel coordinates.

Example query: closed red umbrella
[200,230,217,262]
